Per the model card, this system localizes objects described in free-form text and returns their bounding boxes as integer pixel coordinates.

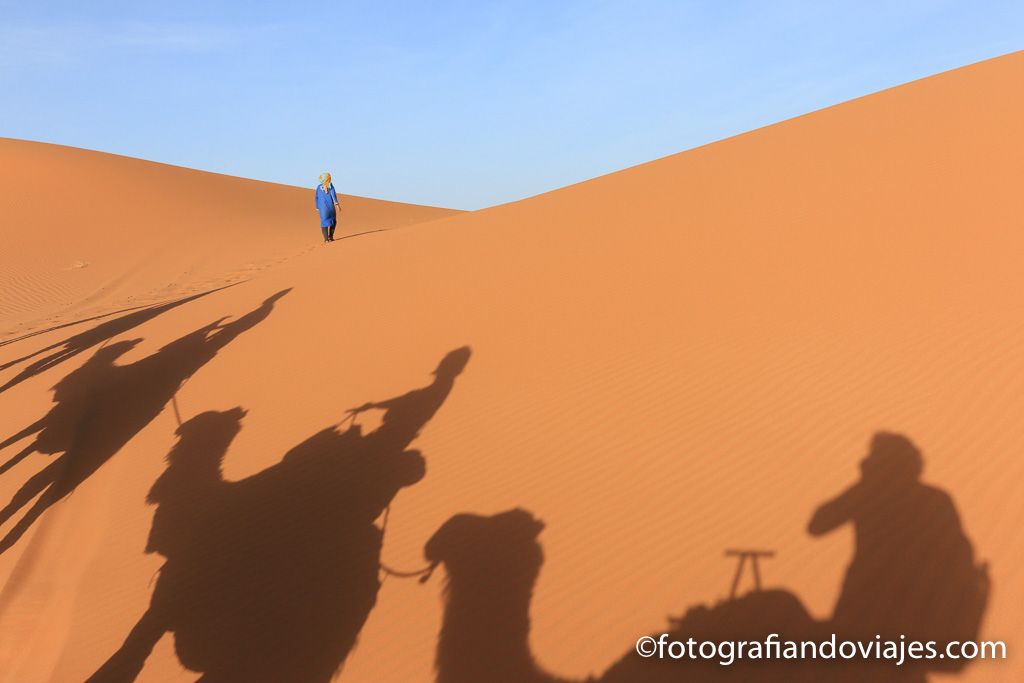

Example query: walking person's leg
[321,223,330,243]
[329,219,336,241]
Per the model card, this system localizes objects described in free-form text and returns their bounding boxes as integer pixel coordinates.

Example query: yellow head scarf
[319,172,332,192]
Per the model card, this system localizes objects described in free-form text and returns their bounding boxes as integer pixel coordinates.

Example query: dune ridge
[0,138,462,336]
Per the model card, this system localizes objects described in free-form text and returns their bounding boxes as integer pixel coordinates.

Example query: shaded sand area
[1,52,1022,682]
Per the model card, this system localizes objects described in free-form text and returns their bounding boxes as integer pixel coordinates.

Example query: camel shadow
[426,432,990,683]
[0,284,236,395]
[0,290,289,555]
[87,347,471,683]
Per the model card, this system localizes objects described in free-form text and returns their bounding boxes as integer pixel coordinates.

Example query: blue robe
[315,184,339,227]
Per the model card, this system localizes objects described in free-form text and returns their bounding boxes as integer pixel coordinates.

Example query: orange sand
[0,138,460,334]
[1,51,1022,682]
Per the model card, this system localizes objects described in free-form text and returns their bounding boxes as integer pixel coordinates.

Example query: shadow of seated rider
[808,432,988,670]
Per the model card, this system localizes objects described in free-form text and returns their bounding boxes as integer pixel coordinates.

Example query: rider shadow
[425,431,989,683]
[805,431,990,680]
[87,347,471,683]
[0,284,235,395]
[0,290,289,555]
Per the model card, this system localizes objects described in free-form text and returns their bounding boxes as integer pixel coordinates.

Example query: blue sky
[2,1,1021,209]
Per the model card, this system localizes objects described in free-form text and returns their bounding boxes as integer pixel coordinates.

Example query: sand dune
[0,138,461,335]
[1,51,1022,682]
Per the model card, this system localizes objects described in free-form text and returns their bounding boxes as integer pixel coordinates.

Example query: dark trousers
[321,220,336,241]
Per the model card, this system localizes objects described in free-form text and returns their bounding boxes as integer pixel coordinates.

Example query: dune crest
[0,138,461,335]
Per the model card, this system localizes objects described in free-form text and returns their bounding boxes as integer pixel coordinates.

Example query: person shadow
[806,431,990,681]
[87,347,471,683]
[0,284,234,395]
[0,290,290,555]
[424,431,989,683]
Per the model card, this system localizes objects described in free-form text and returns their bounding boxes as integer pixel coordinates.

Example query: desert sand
[0,138,461,334]
[1,51,1021,682]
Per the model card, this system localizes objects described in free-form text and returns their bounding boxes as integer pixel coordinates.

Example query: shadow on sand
[87,347,471,683]
[0,290,289,555]
[425,432,990,683]
[0,284,237,395]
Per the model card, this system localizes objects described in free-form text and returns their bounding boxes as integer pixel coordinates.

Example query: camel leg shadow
[86,607,167,683]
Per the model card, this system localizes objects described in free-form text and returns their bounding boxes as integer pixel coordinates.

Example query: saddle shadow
[87,347,471,683]
[0,290,289,555]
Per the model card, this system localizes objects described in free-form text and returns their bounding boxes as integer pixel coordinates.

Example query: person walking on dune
[315,172,340,243]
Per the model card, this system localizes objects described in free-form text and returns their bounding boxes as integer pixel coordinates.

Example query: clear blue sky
[3,1,1020,209]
